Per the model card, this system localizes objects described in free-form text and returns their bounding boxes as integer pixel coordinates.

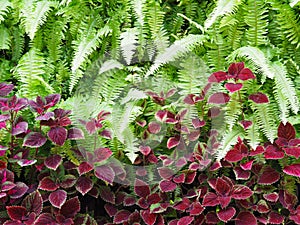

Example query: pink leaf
[23,132,47,148]
[0,83,14,96]
[240,160,254,170]
[208,71,228,83]
[167,137,180,149]
[47,127,67,146]
[188,202,204,215]
[44,155,62,170]
[278,121,296,140]
[268,212,284,224]
[158,167,174,180]
[264,145,284,159]
[225,83,243,93]
[36,112,55,121]
[202,192,219,207]
[256,200,270,213]
[45,94,61,109]
[12,122,28,136]
[237,68,256,80]
[173,198,190,211]
[249,92,269,104]
[76,176,93,196]
[215,178,231,196]
[208,92,230,104]
[94,165,115,184]
[67,128,84,140]
[49,189,67,209]
[240,120,253,130]
[225,149,244,162]
[8,182,28,199]
[134,179,150,198]
[249,145,265,156]
[235,212,257,225]
[283,163,300,178]
[78,162,93,175]
[185,171,196,184]
[34,213,56,224]
[155,110,167,122]
[99,186,115,204]
[258,166,280,185]
[232,185,253,200]
[192,118,205,129]
[173,173,185,183]
[59,196,80,219]
[177,216,193,225]
[38,177,59,191]
[263,193,278,202]
[6,206,26,221]
[148,122,161,134]
[159,180,177,192]
[217,207,236,222]
[104,203,117,217]
[233,167,250,180]
[139,146,151,156]
[94,148,112,163]
[141,209,157,225]
[114,210,131,224]
[284,147,300,158]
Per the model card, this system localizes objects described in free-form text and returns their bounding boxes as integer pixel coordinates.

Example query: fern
[225,93,242,131]
[13,48,55,98]
[120,28,139,65]
[19,0,54,40]
[245,115,261,149]
[204,0,242,30]
[290,0,300,7]
[11,27,25,62]
[244,0,269,46]
[0,24,10,49]
[0,0,12,23]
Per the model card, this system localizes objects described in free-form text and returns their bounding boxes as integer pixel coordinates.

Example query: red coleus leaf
[34,213,57,224]
[278,121,296,140]
[67,128,84,140]
[185,171,197,184]
[215,178,231,196]
[177,216,193,225]
[94,165,115,184]
[289,138,300,146]
[208,71,228,83]
[158,167,174,180]
[134,179,150,198]
[38,176,59,191]
[283,163,300,178]
[208,92,230,104]
[258,166,280,185]
[23,132,47,148]
[99,186,115,204]
[206,211,219,224]
[159,180,177,192]
[233,167,250,180]
[139,146,151,156]
[12,122,28,136]
[36,112,54,121]
[148,122,161,134]
[104,203,117,217]
[6,206,27,221]
[235,212,257,225]
[192,118,205,129]
[283,147,300,158]
[173,173,185,183]
[167,137,180,149]
[232,185,253,200]
[188,202,204,215]
[21,190,43,215]
[240,120,253,130]
[249,92,269,104]
[237,68,256,81]
[0,83,14,96]
[59,196,80,219]
[47,127,67,146]
[155,110,167,122]
[173,197,190,211]
[45,94,61,109]
[114,210,131,224]
[76,176,93,196]
[78,162,93,175]
[124,196,135,206]
[225,83,243,93]
[202,192,219,207]
[263,193,278,202]
[256,200,270,213]
[141,209,157,225]
[264,145,284,159]
[8,182,29,199]
[217,207,236,222]
[240,160,254,170]
[49,189,67,209]
[44,154,62,170]
[225,149,244,162]
[268,212,284,224]
[250,145,265,156]
[94,147,112,163]
[2,181,16,191]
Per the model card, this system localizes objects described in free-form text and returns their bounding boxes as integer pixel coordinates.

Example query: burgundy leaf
[94,165,115,184]
[78,162,93,176]
[215,178,231,196]
[60,196,80,219]
[289,138,300,146]
[139,146,151,156]
[99,186,115,204]
[225,149,244,162]
[258,166,280,185]
[283,163,300,178]
[94,147,113,163]
[137,197,149,209]
[167,137,180,149]
[173,173,185,183]
[100,129,112,139]
[17,159,37,167]
[202,192,219,206]
[0,114,10,122]
[268,212,284,224]
[264,145,284,159]
[104,203,117,217]
[217,207,236,222]
[136,120,147,127]
[159,180,177,192]
[240,160,254,170]
[185,171,196,184]
[263,193,278,202]
[173,197,190,211]
[21,190,43,215]
[256,200,270,213]
[192,118,205,129]
[45,94,60,108]
[278,121,296,140]
[0,83,14,96]
[228,62,245,77]
[208,92,230,104]
[155,110,167,122]
[237,68,256,81]
[249,92,269,104]
[208,71,228,83]
[210,161,222,171]
[23,132,47,148]
[49,189,67,208]
[47,127,67,146]
[141,209,157,225]
[12,122,28,136]
[44,155,62,170]
[158,167,174,180]
[188,202,204,215]
[38,177,59,191]
[9,182,28,199]
[207,106,221,118]
[85,120,96,134]
[34,213,57,224]
[232,185,253,199]
[134,179,150,198]
[76,176,93,196]
[249,145,265,156]
[206,211,220,224]
[6,206,26,221]
[36,112,54,121]
[114,210,131,224]
[2,181,16,192]
[177,216,193,225]
[148,122,161,134]
[235,212,257,225]
[233,167,251,180]
[124,196,136,206]
[60,175,77,189]
[67,128,84,140]
[225,83,243,93]
[284,147,300,158]
[240,120,253,130]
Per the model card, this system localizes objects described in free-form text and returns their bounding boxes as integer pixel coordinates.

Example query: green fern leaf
[120,28,139,65]
[225,93,242,131]
[245,115,261,149]
[0,25,10,49]
[290,0,300,7]
[0,0,12,23]
[20,0,54,40]
[131,0,146,25]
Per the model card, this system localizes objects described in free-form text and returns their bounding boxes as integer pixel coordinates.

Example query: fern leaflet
[0,0,12,23]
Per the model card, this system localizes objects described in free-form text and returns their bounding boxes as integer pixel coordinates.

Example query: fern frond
[244,0,269,46]
[11,27,25,62]
[290,0,300,7]
[245,115,261,149]
[13,48,55,98]
[145,0,165,38]
[131,0,146,25]
[225,93,242,131]
[146,34,206,77]
[177,13,204,33]
[204,0,242,30]
[120,28,139,65]
[20,0,54,40]
[0,0,12,23]
[0,25,10,49]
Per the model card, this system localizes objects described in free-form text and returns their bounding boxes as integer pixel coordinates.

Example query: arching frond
[120,28,139,65]
[0,25,10,49]
[245,115,261,149]
[0,0,12,23]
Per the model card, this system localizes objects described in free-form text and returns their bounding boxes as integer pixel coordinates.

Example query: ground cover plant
[0,0,300,224]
